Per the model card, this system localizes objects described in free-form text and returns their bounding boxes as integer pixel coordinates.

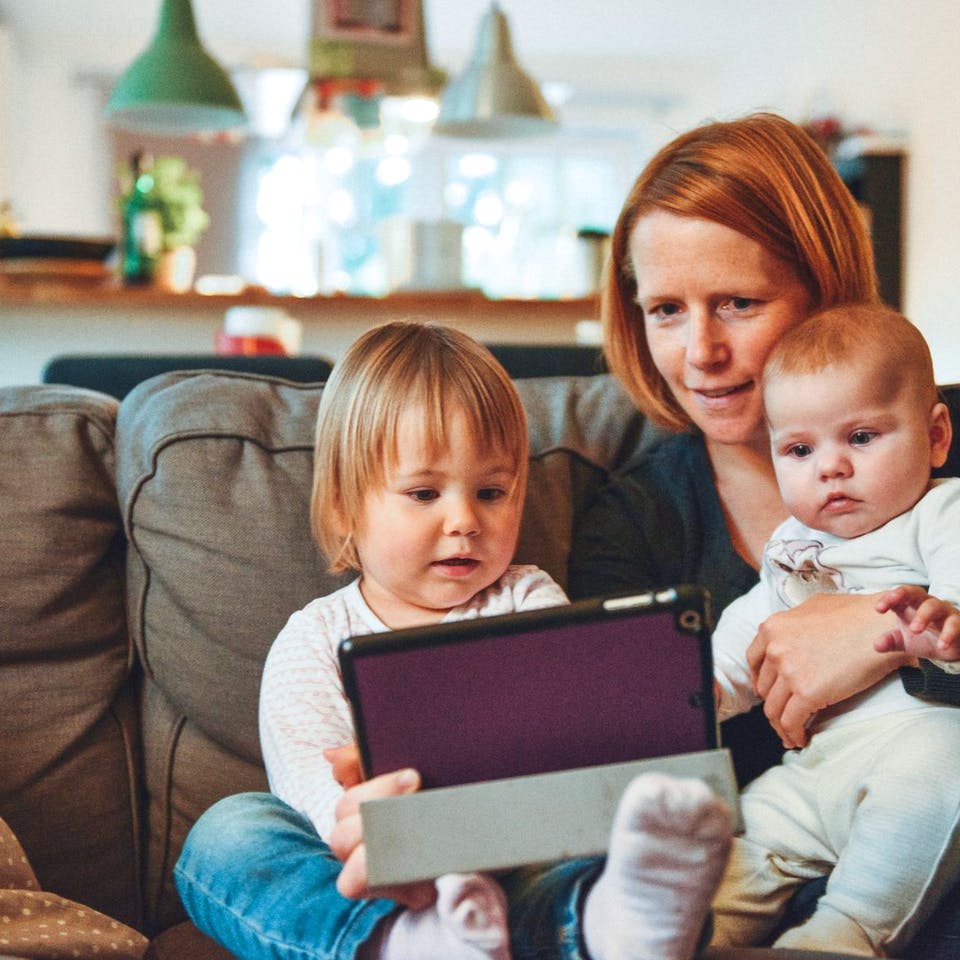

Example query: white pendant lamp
[434,1,556,139]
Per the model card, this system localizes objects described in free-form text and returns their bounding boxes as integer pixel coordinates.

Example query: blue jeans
[174,792,603,960]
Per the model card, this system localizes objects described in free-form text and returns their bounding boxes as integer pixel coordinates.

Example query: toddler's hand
[874,585,960,661]
[328,767,436,909]
[323,742,363,789]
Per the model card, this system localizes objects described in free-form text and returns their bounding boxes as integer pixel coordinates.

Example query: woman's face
[629,211,812,448]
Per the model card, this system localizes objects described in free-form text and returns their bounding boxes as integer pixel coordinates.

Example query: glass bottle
[121,151,163,285]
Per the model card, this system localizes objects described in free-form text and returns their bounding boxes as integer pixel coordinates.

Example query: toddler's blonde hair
[311,321,528,572]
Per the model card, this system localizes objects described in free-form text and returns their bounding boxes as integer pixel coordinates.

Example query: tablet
[338,584,717,790]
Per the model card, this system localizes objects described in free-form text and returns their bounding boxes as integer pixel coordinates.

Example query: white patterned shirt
[259,564,568,840]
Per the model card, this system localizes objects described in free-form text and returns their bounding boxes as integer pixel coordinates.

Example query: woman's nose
[685,314,728,369]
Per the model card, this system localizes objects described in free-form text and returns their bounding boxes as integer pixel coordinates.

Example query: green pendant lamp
[106,0,245,135]
[434,1,556,138]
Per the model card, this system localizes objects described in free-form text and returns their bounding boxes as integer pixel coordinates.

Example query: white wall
[1,1,959,378]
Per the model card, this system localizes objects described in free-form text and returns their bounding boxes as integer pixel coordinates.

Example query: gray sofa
[4,365,948,960]
[0,368,659,958]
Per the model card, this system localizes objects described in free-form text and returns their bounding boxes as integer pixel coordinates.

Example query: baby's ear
[929,401,953,469]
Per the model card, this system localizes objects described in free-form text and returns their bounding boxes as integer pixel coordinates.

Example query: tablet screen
[339,585,716,789]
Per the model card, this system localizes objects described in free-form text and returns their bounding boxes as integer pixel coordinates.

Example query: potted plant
[118,153,209,291]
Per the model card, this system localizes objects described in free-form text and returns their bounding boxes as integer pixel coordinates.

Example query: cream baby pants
[710,706,960,956]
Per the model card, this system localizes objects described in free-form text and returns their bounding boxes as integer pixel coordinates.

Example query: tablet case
[338,585,741,886]
[339,584,718,789]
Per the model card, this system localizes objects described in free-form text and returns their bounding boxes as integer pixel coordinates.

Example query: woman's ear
[929,401,953,469]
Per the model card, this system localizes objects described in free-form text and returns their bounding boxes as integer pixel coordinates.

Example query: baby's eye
[787,443,813,459]
[850,430,876,446]
[408,488,438,503]
[478,487,506,502]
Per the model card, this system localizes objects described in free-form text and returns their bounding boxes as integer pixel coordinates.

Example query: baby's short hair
[763,303,938,408]
[311,321,528,572]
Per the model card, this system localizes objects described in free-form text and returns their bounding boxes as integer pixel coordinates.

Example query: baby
[709,303,960,956]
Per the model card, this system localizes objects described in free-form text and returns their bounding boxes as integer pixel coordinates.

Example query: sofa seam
[149,709,187,933]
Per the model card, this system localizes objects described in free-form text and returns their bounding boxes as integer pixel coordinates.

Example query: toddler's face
[766,363,950,538]
[352,405,522,629]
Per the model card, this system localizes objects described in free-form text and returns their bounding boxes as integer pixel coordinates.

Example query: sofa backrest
[114,368,653,930]
[0,386,142,929]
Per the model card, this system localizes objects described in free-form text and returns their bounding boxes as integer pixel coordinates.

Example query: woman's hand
[875,585,960,661]
[327,766,437,910]
[746,592,912,749]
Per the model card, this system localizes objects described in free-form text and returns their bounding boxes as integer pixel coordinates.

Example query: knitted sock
[374,872,510,960]
[583,772,733,960]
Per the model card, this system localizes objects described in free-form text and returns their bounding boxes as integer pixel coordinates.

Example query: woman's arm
[746,592,915,748]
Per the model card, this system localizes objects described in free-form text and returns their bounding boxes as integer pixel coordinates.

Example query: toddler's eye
[409,489,438,503]
[788,443,813,459]
[478,487,506,502]
[850,431,876,446]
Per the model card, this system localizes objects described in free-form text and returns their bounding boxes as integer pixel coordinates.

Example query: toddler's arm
[875,585,960,672]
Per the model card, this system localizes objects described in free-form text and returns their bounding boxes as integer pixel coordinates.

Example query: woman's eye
[720,297,756,314]
[850,431,876,446]
[645,302,683,322]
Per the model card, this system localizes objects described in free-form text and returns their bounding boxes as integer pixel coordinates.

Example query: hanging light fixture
[106,0,245,135]
[433,1,556,138]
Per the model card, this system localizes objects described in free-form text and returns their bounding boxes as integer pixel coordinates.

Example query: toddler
[709,303,960,955]
[176,320,733,960]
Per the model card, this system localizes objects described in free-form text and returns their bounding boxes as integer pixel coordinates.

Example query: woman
[566,110,960,955]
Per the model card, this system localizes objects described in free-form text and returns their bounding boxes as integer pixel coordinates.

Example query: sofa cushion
[115,369,650,931]
[0,385,142,930]
[117,371,340,931]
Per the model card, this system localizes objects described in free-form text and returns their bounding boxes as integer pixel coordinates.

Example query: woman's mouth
[695,382,751,399]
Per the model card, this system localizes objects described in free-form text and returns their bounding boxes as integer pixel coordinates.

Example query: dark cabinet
[836,145,905,309]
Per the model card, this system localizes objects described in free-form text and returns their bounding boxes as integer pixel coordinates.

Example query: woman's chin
[696,413,767,450]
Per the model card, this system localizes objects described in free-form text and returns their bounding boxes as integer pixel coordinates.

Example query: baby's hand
[874,585,960,661]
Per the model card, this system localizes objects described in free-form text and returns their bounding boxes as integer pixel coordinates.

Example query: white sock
[583,772,733,960]
[375,872,511,960]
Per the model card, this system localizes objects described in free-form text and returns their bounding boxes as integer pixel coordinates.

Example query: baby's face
[765,363,948,538]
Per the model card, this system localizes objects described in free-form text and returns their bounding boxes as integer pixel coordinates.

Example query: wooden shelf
[0,276,598,322]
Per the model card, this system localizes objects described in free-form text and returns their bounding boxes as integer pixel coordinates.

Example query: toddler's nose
[445,498,480,537]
